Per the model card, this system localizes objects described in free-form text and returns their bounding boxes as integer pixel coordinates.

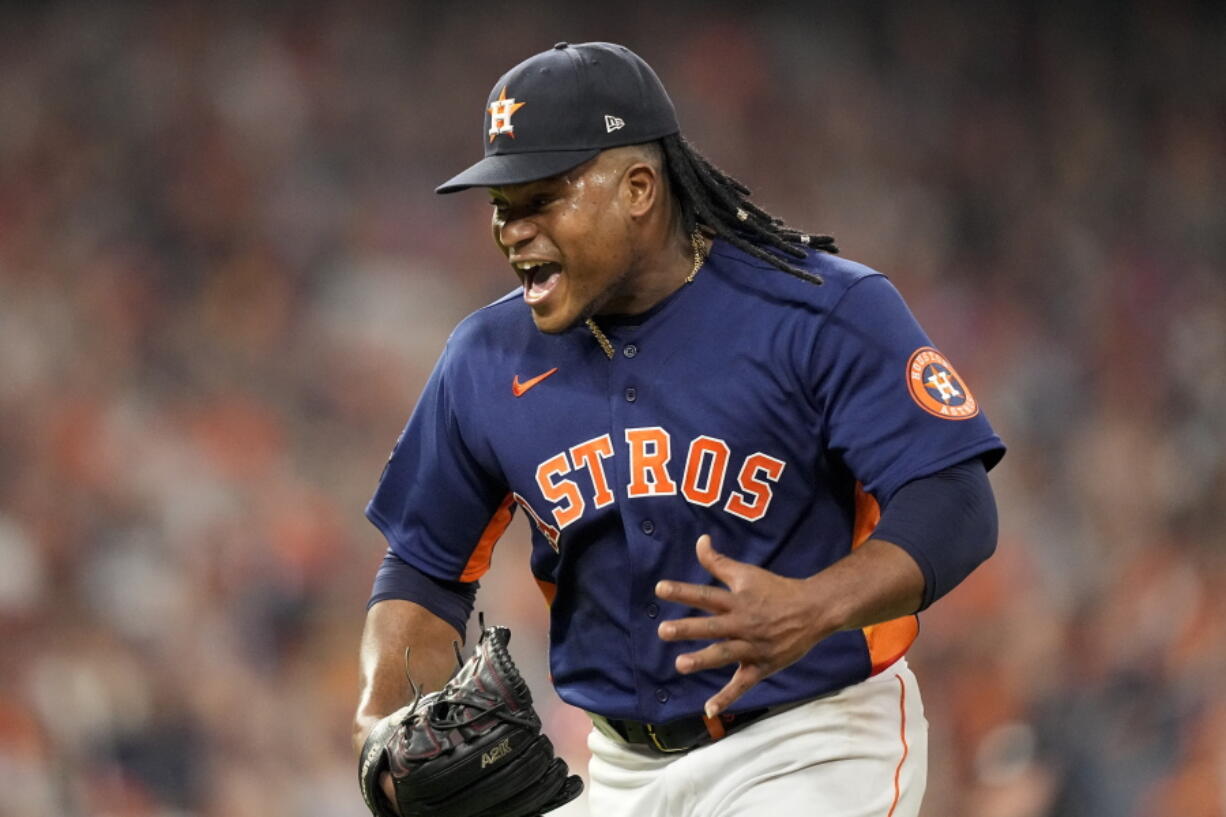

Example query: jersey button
[625,387,637,402]
[646,602,659,618]
[655,688,669,703]
[623,344,638,358]
[640,519,655,535]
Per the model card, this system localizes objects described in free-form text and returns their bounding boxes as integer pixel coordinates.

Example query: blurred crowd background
[1,1,1223,815]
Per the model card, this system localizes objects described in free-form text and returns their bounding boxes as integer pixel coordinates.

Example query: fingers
[695,534,735,579]
[655,534,801,720]
[704,663,764,719]
[654,535,745,610]
[654,579,732,612]
[657,613,737,642]
[672,639,753,674]
[380,772,403,815]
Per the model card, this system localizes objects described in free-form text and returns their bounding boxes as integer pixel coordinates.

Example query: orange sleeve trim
[886,673,909,817]
[863,617,920,675]
[458,493,515,582]
[533,577,557,606]
[851,482,882,548]
[852,483,918,674]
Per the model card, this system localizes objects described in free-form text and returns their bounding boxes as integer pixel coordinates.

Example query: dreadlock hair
[657,133,836,286]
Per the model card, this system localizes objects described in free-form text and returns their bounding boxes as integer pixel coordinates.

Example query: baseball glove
[359,623,583,817]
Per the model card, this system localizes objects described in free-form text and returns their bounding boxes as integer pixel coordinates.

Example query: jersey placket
[600,323,678,721]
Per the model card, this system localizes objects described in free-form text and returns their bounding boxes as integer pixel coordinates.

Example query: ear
[622,162,660,219]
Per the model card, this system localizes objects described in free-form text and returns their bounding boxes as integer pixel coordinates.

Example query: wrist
[800,571,851,639]
[353,714,377,757]
[353,703,400,757]
[802,539,926,637]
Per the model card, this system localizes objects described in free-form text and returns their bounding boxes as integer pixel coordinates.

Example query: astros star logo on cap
[488,87,526,142]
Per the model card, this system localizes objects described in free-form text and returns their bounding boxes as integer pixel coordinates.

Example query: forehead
[487,174,570,200]
[487,152,628,201]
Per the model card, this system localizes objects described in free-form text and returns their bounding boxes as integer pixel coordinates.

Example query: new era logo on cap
[604,115,625,133]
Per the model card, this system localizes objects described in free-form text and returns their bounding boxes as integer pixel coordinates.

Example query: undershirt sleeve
[368,548,476,641]
[871,456,998,611]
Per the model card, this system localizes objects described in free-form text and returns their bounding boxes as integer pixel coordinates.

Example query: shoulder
[436,287,585,392]
[425,289,533,397]
[704,240,890,313]
[443,287,534,358]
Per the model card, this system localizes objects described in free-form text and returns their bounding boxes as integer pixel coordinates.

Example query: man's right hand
[353,600,465,817]
[380,773,400,815]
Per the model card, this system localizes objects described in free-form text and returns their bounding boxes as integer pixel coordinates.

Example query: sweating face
[489,150,646,334]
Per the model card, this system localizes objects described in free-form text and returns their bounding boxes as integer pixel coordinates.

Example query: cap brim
[435,148,601,194]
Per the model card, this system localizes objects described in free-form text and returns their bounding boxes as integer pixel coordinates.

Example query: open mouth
[516,262,563,305]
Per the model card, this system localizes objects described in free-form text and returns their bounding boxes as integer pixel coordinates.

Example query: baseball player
[354,42,1004,817]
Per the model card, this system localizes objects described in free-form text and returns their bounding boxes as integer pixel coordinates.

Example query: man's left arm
[656,456,997,718]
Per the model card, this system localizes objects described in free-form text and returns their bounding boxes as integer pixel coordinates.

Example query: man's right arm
[354,599,464,816]
[352,599,463,755]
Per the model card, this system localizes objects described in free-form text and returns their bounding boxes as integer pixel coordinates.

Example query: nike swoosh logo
[512,367,559,397]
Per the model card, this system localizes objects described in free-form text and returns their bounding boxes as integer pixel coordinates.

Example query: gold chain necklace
[684,229,707,283]
[586,231,707,360]
[585,317,616,359]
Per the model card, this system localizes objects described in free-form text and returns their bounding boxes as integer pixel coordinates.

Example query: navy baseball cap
[435,42,680,194]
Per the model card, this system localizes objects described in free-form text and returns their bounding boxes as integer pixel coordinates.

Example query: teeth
[515,261,544,272]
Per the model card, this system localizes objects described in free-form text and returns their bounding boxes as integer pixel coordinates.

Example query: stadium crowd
[0,2,1222,815]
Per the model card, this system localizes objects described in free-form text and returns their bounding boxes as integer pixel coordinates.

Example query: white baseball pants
[586,658,927,817]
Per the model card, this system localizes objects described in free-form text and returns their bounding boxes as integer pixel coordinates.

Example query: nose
[497,214,538,250]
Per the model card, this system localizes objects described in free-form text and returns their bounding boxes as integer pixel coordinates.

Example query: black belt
[588,707,777,754]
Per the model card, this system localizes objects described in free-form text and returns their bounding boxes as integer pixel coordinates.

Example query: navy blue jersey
[368,240,1004,722]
